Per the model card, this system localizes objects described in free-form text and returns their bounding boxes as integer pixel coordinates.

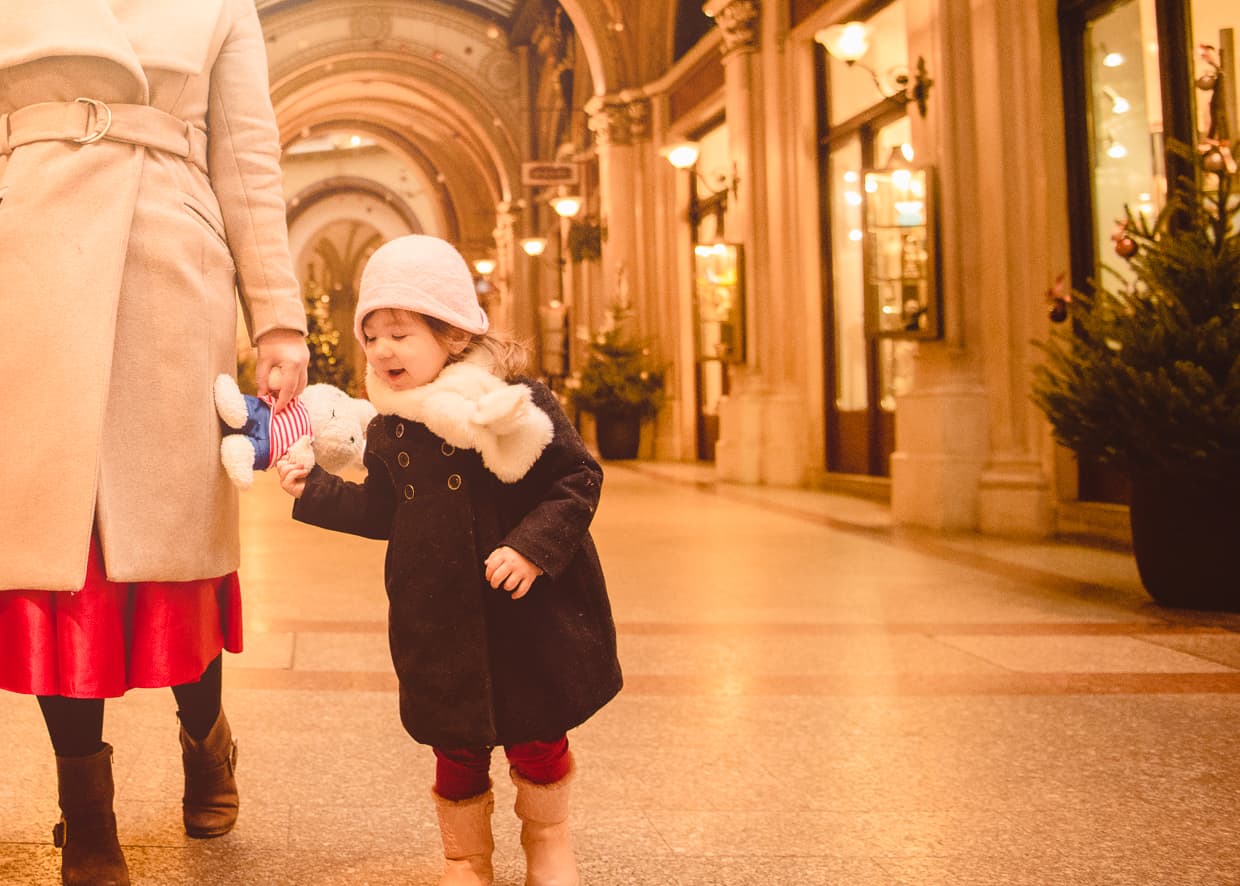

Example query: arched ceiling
[259,0,528,253]
[259,0,521,27]
[254,0,669,263]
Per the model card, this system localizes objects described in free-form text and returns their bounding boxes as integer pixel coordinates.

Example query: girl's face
[362,309,453,391]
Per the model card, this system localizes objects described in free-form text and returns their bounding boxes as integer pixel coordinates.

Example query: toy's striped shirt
[262,395,313,463]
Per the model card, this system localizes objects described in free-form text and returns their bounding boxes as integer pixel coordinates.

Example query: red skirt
[0,534,242,698]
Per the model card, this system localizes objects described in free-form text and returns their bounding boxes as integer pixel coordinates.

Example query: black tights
[38,655,223,757]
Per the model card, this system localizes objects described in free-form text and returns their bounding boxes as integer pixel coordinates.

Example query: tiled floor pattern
[3,464,1240,884]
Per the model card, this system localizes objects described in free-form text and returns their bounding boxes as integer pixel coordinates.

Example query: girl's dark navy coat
[292,381,622,748]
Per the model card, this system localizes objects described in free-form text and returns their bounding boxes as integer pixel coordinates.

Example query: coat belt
[0,98,208,174]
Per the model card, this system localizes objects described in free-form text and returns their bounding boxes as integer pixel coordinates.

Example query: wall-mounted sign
[521,162,580,186]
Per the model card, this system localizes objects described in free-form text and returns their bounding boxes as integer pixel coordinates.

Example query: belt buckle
[72,97,113,145]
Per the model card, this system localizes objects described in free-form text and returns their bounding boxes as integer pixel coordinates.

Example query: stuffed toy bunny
[213,374,377,490]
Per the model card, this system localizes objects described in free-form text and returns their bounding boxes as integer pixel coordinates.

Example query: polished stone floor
[3,462,1240,885]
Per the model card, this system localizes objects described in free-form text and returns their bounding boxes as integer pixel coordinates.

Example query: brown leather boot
[511,764,579,886]
[433,788,495,886]
[180,707,239,838]
[53,743,130,886]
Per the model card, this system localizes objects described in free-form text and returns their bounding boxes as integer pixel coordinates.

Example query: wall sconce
[473,258,497,276]
[519,237,548,256]
[550,194,583,218]
[660,141,740,200]
[814,21,934,118]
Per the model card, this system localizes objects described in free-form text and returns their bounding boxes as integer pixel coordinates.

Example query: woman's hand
[275,456,310,499]
[256,328,310,413]
[484,546,543,599]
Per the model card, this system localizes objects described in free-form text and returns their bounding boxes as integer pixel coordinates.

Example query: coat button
[397,452,410,468]
[403,484,416,500]
[395,423,405,438]
[447,474,462,491]
[441,442,455,457]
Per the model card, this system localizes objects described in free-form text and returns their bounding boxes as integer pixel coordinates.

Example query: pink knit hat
[354,234,490,345]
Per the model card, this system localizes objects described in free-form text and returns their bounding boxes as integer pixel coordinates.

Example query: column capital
[703,0,760,57]
[586,94,652,147]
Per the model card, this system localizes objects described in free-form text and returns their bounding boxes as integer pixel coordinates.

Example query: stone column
[588,92,667,454]
[889,0,1061,535]
[586,95,643,324]
[492,201,519,335]
[700,0,805,485]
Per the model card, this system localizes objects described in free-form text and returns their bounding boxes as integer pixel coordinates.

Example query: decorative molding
[588,100,632,147]
[706,0,761,57]
[627,96,651,142]
[586,94,652,147]
[349,8,393,40]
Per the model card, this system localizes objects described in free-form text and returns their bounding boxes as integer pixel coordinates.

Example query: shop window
[1060,0,1235,503]
[690,124,731,461]
[1086,0,1163,288]
[1191,2,1239,145]
[818,0,911,476]
[829,138,867,412]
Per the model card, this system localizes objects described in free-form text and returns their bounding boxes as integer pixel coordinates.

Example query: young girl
[277,234,621,886]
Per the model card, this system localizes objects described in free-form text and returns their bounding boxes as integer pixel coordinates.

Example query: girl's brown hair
[422,315,530,380]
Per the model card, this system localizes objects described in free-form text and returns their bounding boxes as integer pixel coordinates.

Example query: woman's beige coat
[0,0,307,590]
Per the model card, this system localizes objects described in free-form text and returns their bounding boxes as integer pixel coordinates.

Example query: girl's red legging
[434,736,570,801]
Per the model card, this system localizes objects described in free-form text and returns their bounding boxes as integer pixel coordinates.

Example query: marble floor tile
[4,463,1240,884]
[934,634,1237,673]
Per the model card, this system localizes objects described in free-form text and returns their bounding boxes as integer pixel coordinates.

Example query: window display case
[692,241,746,362]
[862,157,941,339]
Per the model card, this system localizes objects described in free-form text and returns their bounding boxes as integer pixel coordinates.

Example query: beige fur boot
[511,766,579,886]
[433,788,495,886]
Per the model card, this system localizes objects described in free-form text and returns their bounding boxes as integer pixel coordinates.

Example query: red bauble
[1115,237,1137,258]
[1049,300,1068,323]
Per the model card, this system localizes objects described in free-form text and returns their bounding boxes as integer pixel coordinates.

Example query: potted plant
[569,307,666,460]
[1032,46,1239,610]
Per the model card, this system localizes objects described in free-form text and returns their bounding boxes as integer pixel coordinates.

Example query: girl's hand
[484,546,543,599]
[275,456,310,498]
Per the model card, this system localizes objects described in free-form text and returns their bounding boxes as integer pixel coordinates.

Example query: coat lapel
[109,0,224,76]
[0,0,148,100]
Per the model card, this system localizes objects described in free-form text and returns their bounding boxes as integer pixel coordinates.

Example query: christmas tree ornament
[1045,273,1070,323]
[1115,237,1137,258]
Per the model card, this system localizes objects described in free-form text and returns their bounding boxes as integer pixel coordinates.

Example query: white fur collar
[365,353,553,483]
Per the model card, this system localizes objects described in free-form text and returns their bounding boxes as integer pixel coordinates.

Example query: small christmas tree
[1032,44,1240,489]
[303,279,360,397]
[569,306,665,420]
